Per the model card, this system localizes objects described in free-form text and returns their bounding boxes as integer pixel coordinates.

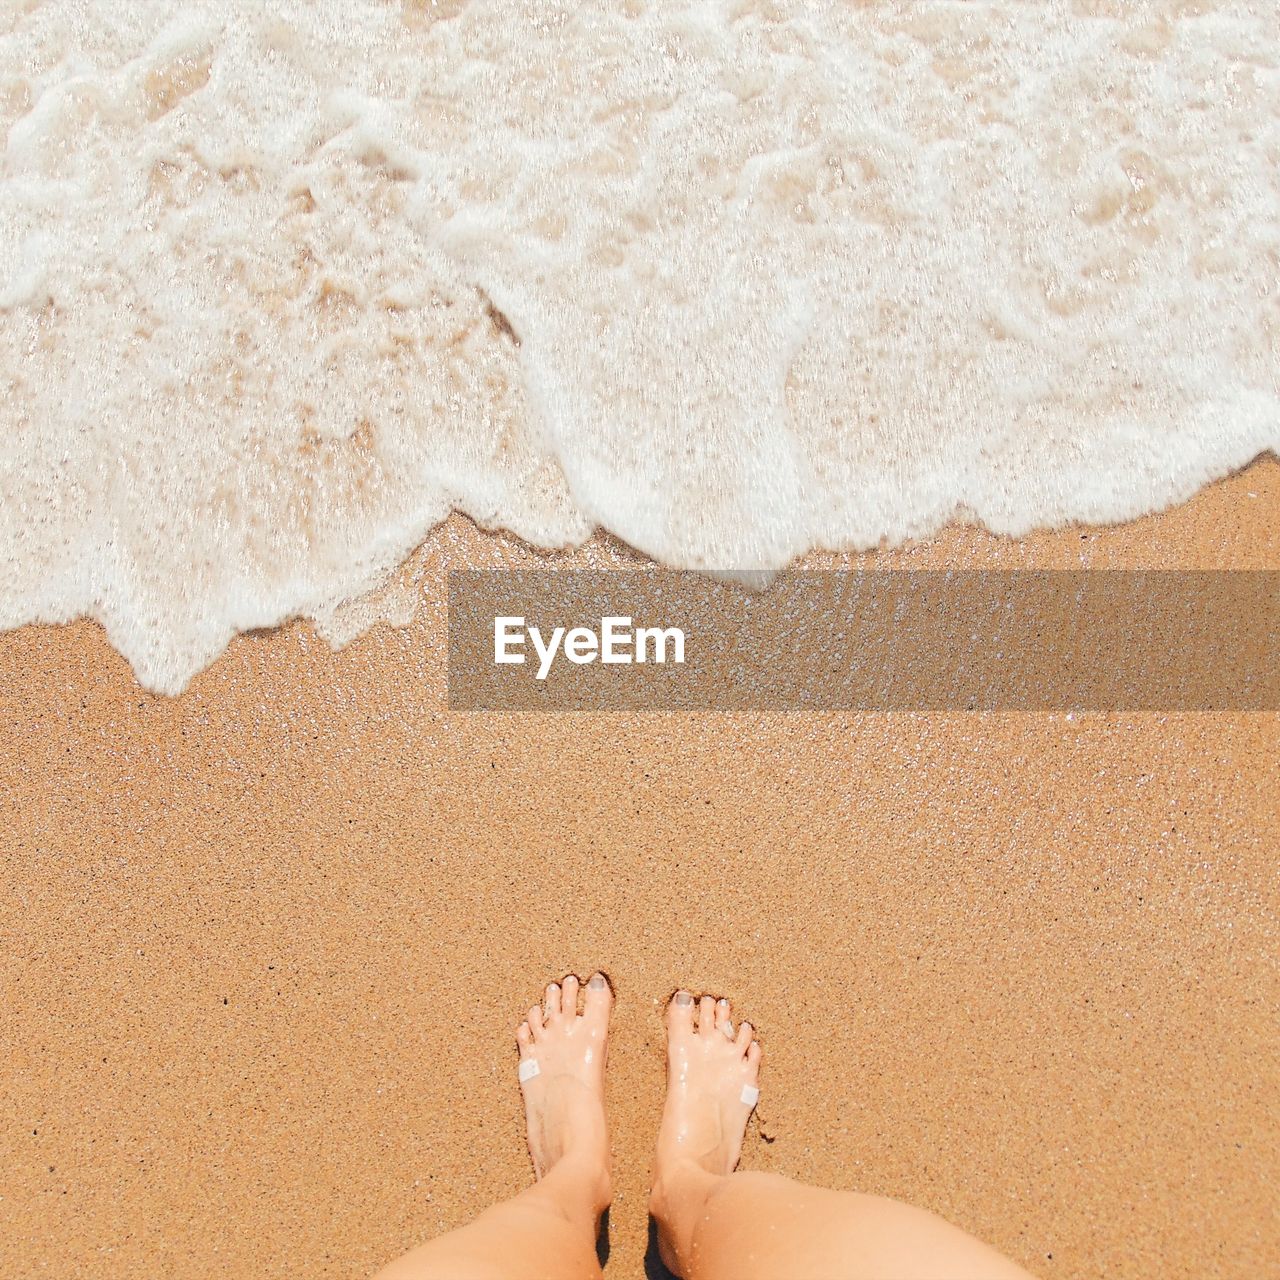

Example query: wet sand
[1,458,1276,1279]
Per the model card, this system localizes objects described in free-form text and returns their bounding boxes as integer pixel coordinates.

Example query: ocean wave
[1,0,1277,691]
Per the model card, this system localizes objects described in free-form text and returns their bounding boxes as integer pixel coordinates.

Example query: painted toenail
[718,998,729,1008]
[675,991,693,1006]
[589,973,607,989]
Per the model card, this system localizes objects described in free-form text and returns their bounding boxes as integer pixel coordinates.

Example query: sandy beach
[1,457,1276,1280]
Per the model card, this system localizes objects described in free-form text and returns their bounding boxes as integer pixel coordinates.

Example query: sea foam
[1,0,1277,691]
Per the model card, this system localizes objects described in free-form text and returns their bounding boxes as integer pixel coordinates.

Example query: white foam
[1,1,1276,691]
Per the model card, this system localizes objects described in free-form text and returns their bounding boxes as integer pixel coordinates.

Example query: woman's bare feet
[656,991,762,1177]
[650,991,762,1270]
[515,972,613,1215]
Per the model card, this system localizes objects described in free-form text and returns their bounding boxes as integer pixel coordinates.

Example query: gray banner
[447,570,1278,711]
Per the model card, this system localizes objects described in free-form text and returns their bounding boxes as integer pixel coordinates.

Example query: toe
[584,972,613,1027]
[516,1022,534,1054]
[561,974,580,1018]
[528,1004,544,1039]
[698,995,716,1036]
[734,1021,754,1054]
[545,981,562,1020]
[746,1041,762,1074]
[667,989,695,1036]
[715,998,734,1038]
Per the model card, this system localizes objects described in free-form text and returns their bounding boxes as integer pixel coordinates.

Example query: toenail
[675,991,693,1006]
[718,998,729,1008]
[589,973,607,989]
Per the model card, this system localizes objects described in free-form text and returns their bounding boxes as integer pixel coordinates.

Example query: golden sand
[1,459,1276,1279]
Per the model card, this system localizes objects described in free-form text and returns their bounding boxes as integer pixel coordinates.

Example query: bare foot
[650,991,761,1272]
[515,972,613,1212]
[654,990,762,1180]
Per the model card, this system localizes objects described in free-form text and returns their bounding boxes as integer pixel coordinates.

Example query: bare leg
[650,992,1038,1280]
[375,973,613,1280]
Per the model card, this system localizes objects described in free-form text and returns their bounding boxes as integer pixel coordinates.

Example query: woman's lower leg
[374,974,613,1280]
[649,991,1036,1280]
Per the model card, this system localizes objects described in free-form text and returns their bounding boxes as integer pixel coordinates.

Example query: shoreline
[11,452,1280,701]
